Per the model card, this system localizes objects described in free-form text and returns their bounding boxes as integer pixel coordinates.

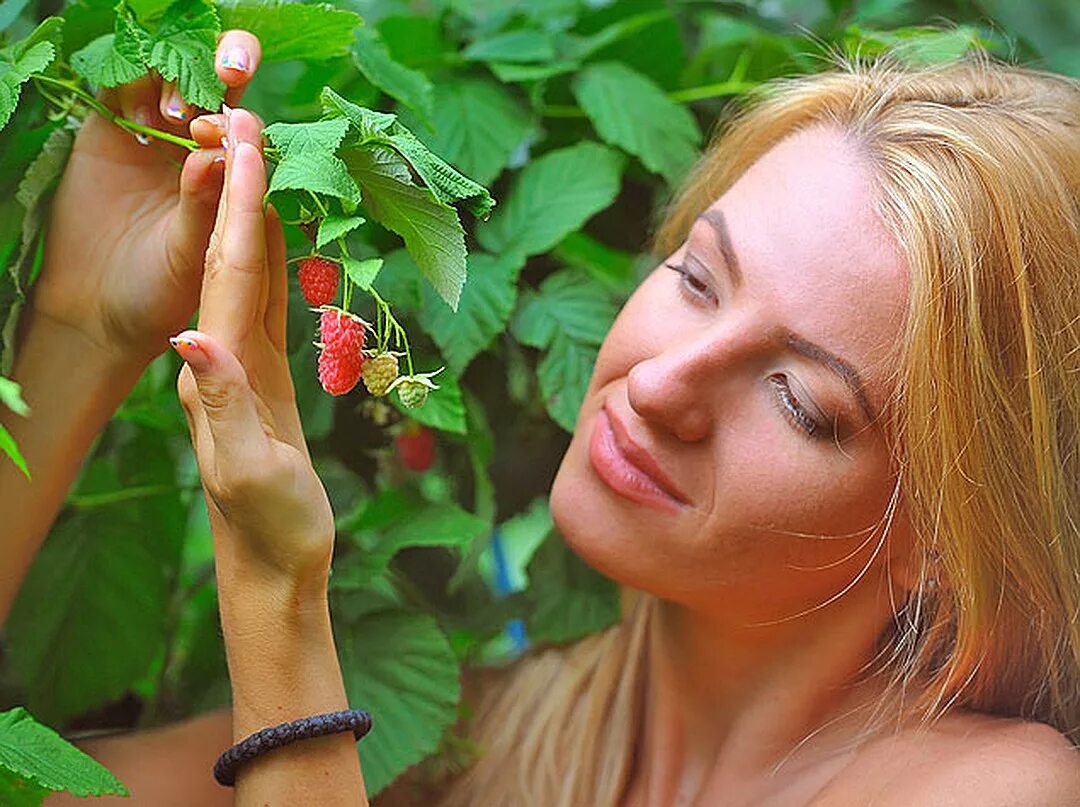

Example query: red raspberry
[317,309,365,395]
[298,257,340,307]
[396,422,435,471]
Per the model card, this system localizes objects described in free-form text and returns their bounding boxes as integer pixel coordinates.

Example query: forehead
[701,125,909,400]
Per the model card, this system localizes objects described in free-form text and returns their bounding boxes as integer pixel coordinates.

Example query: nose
[626,323,751,443]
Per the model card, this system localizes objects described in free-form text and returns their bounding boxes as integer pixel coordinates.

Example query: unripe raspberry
[298,257,339,307]
[396,379,429,409]
[362,352,399,397]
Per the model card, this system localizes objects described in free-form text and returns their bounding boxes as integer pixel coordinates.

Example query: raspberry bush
[0,0,1068,798]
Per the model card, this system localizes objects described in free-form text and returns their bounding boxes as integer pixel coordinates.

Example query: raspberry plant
[0,0,1066,799]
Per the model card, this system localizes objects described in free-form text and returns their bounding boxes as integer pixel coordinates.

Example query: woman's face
[550,126,912,626]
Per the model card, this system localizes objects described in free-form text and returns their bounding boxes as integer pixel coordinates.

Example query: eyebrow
[698,209,743,289]
[784,332,876,424]
[693,209,876,425]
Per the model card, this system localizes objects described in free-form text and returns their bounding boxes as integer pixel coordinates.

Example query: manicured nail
[134,106,152,145]
[220,47,249,72]
[164,87,189,122]
[220,135,229,150]
[222,103,233,119]
[170,334,210,371]
[213,154,226,165]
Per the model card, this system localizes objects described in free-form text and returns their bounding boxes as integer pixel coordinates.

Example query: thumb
[171,330,268,470]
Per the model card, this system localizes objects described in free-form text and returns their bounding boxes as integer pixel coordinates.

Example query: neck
[624,579,898,805]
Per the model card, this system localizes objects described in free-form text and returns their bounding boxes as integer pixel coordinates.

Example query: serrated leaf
[399,77,530,187]
[0,421,28,478]
[371,248,422,313]
[463,28,556,63]
[316,212,365,249]
[0,708,127,798]
[342,255,382,290]
[512,269,617,350]
[537,331,598,431]
[216,0,360,62]
[488,60,578,83]
[16,124,73,212]
[321,86,397,139]
[0,375,28,415]
[352,24,433,123]
[526,533,619,643]
[366,500,489,570]
[346,146,466,311]
[390,360,466,434]
[418,251,523,374]
[13,16,64,60]
[72,5,151,87]
[6,492,176,722]
[265,118,361,205]
[573,61,701,186]
[148,0,224,110]
[335,598,460,795]
[477,142,624,258]
[0,41,56,130]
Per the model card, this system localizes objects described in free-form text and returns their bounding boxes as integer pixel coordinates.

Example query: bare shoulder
[817,713,1080,807]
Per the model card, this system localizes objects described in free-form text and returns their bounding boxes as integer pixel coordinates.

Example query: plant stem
[67,484,192,508]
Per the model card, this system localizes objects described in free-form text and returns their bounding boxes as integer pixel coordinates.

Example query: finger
[117,75,161,145]
[191,113,226,148]
[170,330,270,475]
[200,109,268,350]
[166,147,227,288]
[216,30,262,106]
[159,79,192,126]
[264,204,288,351]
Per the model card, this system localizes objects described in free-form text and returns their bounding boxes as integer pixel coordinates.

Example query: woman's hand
[29,31,263,366]
[173,107,335,595]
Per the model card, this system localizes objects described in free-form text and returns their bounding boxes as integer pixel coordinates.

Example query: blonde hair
[442,54,1080,806]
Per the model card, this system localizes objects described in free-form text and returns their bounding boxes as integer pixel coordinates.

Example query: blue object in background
[490,527,529,654]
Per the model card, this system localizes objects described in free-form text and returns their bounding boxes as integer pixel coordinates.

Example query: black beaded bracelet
[213,708,372,787]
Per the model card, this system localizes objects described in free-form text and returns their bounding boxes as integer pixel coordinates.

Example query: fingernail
[134,106,152,146]
[164,88,189,122]
[213,154,226,165]
[222,103,233,120]
[220,136,229,151]
[220,47,250,72]
[170,334,210,371]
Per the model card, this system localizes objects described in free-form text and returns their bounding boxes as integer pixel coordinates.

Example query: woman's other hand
[174,107,335,596]
[29,31,262,367]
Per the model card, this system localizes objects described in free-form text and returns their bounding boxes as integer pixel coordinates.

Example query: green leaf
[320,86,397,138]
[6,503,173,722]
[0,770,49,807]
[512,269,618,349]
[0,708,127,798]
[335,598,461,795]
[399,77,530,186]
[264,118,361,206]
[216,0,360,62]
[352,24,433,123]
[342,255,382,290]
[526,533,620,643]
[16,124,72,213]
[72,5,152,88]
[0,375,28,415]
[346,146,466,311]
[371,248,422,313]
[148,0,224,110]
[537,331,598,432]
[478,497,553,592]
[418,251,523,374]
[463,28,556,63]
[487,59,579,83]
[368,500,489,569]
[553,231,636,295]
[390,360,466,434]
[0,40,56,130]
[316,213,365,249]
[0,421,28,478]
[477,142,624,258]
[573,61,701,186]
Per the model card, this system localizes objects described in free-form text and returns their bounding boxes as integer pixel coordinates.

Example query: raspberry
[361,352,400,397]
[298,257,340,307]
[396,422,435,471]
[396,379,429,409]
[316,308,366,395]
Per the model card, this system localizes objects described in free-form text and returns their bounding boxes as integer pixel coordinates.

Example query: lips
[589,404,690,511]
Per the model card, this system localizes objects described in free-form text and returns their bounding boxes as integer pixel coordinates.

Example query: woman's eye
[665,261,716,304]
[769,374,826,439]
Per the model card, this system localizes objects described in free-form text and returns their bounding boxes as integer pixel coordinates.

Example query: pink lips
[589,406,689,512]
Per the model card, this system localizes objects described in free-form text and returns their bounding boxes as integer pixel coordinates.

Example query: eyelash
[665,261,716,305]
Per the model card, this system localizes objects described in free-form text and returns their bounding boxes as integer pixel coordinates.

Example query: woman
[4,50,1079,805]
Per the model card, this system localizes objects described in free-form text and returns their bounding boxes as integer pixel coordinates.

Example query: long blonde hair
[443,54,1080,806]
